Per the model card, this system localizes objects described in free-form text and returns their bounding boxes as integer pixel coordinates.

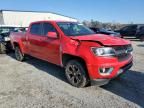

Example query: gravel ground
[0,40,144,108]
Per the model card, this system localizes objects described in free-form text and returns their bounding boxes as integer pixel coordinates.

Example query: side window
[140,26,144,31]
[122,25,137,31]
[130,25,137,30]
[122,26,129,31]
[30,23,41,35]
[43,23,56,36]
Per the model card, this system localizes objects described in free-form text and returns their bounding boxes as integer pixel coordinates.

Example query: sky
[0,0,144,24]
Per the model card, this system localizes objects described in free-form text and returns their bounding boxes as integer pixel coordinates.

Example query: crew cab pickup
[10,21,133,87]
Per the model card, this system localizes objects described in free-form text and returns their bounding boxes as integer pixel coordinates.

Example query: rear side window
[122,26,129,31]
[130,25,137,30]
[140,26,144,30]
[122,25,137,31]
[42,23,56,36]
[30,23,41,35]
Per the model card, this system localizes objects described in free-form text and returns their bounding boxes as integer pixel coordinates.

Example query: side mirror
[47,32,57,38]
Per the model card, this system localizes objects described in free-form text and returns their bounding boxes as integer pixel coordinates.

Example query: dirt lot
[0,40,144,108]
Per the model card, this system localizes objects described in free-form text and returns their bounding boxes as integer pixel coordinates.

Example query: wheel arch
[62,54,85,66]
[12,42,25,54]
[62,53,90,79]
[13,42,20,48]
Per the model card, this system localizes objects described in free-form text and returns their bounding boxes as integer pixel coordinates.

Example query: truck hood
[70,34,130,46]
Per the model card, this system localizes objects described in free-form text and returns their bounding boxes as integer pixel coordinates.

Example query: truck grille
[113,45,133,62]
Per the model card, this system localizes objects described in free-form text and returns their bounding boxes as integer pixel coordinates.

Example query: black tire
[0,42,6,54]
[15,46,25,61]
[65,60,89,88]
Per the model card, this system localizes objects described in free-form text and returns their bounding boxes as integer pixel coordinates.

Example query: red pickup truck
[10,21,133,87]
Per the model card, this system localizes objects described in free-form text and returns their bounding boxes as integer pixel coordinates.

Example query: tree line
[82,20,129,30]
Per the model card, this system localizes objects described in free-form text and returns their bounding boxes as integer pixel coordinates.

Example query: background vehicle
[136,26,144,41]
[116,24,144,39]
[90,27,121,38]
[0,25,27,53]
[10,21,133,88]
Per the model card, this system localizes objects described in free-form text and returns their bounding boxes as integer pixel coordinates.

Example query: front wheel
[0,42,6,54]
[65,60,89,88]
[15,46,25,61]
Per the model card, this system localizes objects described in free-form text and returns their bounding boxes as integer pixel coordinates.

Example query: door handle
[39,39,46,42]
[38,38,43,41]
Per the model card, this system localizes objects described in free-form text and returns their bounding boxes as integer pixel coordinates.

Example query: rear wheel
[15,46,25,61]
[65,60,89,88]
[0,42,6,54]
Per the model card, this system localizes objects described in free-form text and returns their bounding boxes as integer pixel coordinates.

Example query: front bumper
[87,54,133,79]
[91,79,110,86]
[91,61,133,86]
[116,61,133,77]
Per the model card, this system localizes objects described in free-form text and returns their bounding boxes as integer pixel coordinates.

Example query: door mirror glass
[47,32,57,38]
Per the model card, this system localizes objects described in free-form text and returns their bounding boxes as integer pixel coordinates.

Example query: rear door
[137,26,144,36]
[128,25,137,36]
[41,22,61,65]
[121,25,137,36]
[27,22,45,58]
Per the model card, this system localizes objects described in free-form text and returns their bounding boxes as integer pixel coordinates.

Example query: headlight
[4,37,10,41]
[91,47,116,56]
[110,34,115,36]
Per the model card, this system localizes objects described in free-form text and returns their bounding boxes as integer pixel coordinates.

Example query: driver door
[41,22,61,65]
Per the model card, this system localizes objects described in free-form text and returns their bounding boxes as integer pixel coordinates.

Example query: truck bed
[10,32,26,49]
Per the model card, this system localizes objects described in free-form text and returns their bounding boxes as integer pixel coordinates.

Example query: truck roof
[30,20,77,24]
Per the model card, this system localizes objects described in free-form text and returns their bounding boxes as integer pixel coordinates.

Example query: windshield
[0,27,15,34]
[57,22,95,36]
[0,27,27,34]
